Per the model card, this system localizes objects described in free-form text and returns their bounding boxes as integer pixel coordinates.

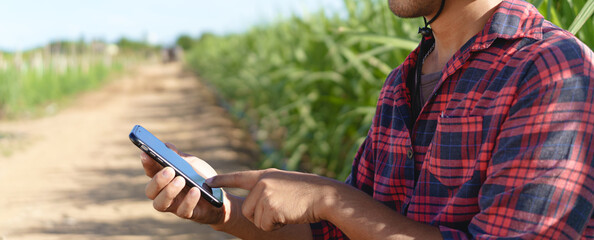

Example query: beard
[387,0,440,18]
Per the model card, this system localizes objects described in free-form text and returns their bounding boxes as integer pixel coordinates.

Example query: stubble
[387,0,440,18]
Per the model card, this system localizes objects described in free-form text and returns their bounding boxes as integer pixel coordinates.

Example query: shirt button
[407,149,414,159]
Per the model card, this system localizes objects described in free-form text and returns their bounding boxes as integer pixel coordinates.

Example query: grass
[0,38,159,119]
[0,60,123,118]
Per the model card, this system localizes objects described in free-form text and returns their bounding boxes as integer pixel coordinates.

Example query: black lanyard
[408,0,446,125]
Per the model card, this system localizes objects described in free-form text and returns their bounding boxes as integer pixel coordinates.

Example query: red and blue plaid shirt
[311,0,594,239]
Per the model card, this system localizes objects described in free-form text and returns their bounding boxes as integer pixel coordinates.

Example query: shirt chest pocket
[426,116,484,188]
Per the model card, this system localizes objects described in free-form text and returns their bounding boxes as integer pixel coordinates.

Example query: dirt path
[0,63,258,240]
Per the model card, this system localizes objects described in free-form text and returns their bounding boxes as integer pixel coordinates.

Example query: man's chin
[387,0,438,19]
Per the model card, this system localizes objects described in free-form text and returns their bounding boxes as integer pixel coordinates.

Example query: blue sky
[0,0,345,51]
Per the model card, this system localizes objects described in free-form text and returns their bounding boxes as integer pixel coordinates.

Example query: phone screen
[130,125,223,208]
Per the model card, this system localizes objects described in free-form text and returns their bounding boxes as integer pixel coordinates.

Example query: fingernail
[140,153,146,162]
[205,177,213,184]
[173,177,184,187]
[190,187,200,197]
[163,167,173,177]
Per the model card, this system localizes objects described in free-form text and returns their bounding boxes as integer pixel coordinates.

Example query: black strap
[418,0,446,37]
[410,38,434,123]
[410,0,445,126]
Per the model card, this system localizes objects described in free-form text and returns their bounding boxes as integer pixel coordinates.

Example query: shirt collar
[396,0,544,82]
[470,0,544,52]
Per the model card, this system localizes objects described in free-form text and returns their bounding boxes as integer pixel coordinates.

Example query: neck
[422,0,502,74]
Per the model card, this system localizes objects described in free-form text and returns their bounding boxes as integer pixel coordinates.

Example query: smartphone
[129,125,223,208]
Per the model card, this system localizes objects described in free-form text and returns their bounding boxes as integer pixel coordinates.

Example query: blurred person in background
[161,46,183,63]
[139,0,594,239]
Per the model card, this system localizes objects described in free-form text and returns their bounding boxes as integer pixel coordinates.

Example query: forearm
[321,183,442,240]
[211,194,313,240]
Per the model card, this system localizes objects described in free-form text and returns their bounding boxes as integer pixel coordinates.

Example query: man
[140,0,594,238]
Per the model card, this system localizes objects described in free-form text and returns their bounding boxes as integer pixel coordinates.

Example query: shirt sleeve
[460,38,594,239]
[310,220,350,240]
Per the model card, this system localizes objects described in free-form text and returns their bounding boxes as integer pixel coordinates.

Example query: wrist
[209,193,242,232]
[318,180,369,225]
[316,179,343,222]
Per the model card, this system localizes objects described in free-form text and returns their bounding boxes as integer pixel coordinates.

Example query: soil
[0,63,258,240]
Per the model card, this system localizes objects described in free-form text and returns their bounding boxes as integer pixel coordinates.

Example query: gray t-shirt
[420,71,441,107]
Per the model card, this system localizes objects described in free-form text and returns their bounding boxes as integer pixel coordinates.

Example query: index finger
[206,170,263,190]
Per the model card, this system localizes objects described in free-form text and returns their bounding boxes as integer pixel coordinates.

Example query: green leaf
[531,0,545,8]
[568,0,594,34]
[349,33,419,51]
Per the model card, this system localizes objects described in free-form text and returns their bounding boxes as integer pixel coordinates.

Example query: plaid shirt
[311,0,594,239]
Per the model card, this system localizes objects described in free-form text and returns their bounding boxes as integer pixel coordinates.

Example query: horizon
[0,0,345,52]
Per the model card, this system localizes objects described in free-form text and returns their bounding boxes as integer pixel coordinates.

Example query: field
[0,41,151,119]
[186,0,594,179]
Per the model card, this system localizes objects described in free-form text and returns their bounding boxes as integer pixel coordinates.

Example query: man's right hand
[139,143,229,226]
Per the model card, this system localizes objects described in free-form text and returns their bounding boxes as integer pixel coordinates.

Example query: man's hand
[206,169,339,231]
[140,143,228,226]
[140,145,314,240]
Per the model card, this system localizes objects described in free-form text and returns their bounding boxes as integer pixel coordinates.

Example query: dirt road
[0,63,258,240]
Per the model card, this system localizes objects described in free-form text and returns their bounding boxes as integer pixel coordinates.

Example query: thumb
[206,170,263,190]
